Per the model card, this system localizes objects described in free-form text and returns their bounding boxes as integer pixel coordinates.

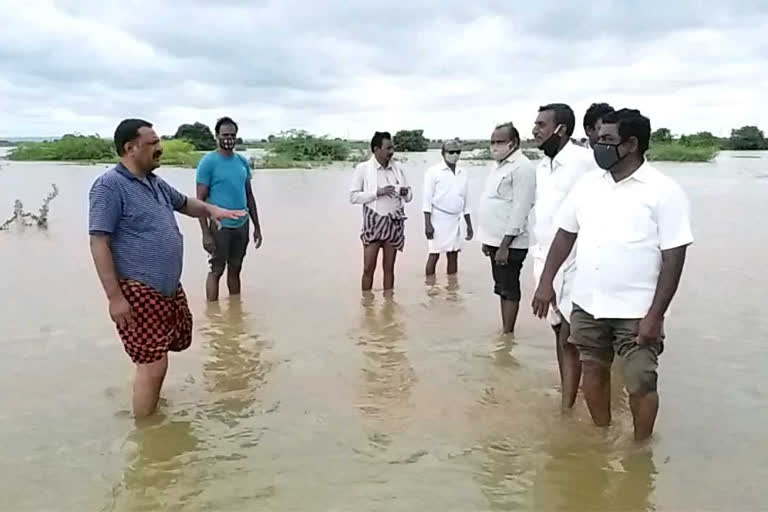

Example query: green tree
[729,125,766,150]
[173,122,216,151]
[267,129,350,161]
[393,129,429,152]
[651,128,672,143]
[679,131,719,147]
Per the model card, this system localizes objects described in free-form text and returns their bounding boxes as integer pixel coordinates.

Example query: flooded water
[1,150,767,511]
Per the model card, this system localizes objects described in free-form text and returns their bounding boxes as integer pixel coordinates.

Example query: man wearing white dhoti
[423,139,473,276]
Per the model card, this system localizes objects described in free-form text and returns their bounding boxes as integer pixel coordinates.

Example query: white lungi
[428,208,464,254]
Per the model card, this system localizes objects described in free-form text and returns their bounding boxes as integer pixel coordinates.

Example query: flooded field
[1,150,767,511]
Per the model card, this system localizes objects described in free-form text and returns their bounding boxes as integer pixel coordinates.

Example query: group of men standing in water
[88,101,692,441]
[348,102,693,440]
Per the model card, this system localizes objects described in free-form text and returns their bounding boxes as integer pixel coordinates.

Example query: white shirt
[422,162,470,216]
[350,157,412,215]
[477,150,536,249]
[531,141,598,261]
[557,161,694,319]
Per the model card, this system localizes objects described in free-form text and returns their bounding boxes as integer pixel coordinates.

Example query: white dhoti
[532,247,575,326]
[428,208,464,254]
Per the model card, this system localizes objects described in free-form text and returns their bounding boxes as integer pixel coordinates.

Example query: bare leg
[362,243,381,291]
[500,299,520,334]
[558,321,582,410]
[133,355,168,418]
[206,271,223,302]
[382,244,398,290]
[226,265,242,296]
[582,360,612,426]
[446,251,459,275]
[630,392,659,441]
[425,253,440,276]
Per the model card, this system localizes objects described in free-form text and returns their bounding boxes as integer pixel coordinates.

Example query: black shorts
[485,246,528,301]
[209,221,249,274]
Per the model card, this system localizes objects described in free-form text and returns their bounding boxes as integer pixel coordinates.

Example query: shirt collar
[370,156,393,171]
[115,162,155,181]
[439,161,463,174]
[601,160,652,184]
[496,148,522,169]
[549,140,577,169]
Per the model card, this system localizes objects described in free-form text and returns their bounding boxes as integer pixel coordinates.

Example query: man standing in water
[197,117,262,302]
[477,122,536,334]
[533,109,693,440]
[89,119,246,417]
[350,131,412,291]
[583,103,614,148]
[423,139,473,276]
[531,103,596,410]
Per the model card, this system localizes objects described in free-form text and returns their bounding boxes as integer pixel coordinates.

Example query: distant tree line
[166,122,242,150]
[651,125,768,150]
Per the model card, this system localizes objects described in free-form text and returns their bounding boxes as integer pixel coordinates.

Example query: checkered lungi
[116,280,193,364]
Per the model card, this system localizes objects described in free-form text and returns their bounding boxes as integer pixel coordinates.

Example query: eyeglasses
[446,150,461,155]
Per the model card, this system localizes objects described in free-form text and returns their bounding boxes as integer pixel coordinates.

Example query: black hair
[601,108,651,154]
[538,103,576,136]
[494,122,520,144]
[215,116,238,135]
[370,131,392,151]
[583,103,615,129]
[114,118,152,156]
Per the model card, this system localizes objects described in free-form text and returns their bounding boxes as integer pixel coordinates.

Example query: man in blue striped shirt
[89,118,246,418]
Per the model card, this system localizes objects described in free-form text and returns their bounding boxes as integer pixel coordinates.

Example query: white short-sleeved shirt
[557,162,693,319]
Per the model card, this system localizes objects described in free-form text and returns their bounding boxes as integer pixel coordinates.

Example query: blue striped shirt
[88,164,187,296]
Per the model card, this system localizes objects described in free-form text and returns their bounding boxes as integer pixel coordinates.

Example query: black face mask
[538,124,564,159]
[593,142,626,171]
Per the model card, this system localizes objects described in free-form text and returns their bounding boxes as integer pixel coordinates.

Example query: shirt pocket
[614,204,654,243]
[493,173,514,200]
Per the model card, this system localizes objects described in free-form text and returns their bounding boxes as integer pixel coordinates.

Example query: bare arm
[245,181,261,233]
[90,234,135,330]
[541,229,577,284]
[197,183,212,236]
[532,229,578,318]
[89,234,123,301]
[179,197,245,220]
[647,246,688,320]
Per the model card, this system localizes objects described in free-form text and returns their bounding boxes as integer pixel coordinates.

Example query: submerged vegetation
[0,184,59,231]
[9,135,113,162]
[647,143,719,162]
[5,123,767,168]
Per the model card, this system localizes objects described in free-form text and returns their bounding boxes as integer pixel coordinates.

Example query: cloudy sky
[1,0,767,140]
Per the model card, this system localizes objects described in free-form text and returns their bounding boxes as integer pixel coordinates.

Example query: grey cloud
[1,0,767,137]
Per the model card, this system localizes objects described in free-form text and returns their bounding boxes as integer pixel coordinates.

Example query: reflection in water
[425,273,463,303]
[200,299,271,424]
[474,433,656,511]
[492,335,520,369]
[112,418,202,511]
[109,299,274,511]
[356,294,416,450]
[530,440,656,511]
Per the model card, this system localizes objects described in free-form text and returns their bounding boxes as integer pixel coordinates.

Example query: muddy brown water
[1,150,767,511]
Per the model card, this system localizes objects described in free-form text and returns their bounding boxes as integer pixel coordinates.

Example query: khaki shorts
[569,304,664,394]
